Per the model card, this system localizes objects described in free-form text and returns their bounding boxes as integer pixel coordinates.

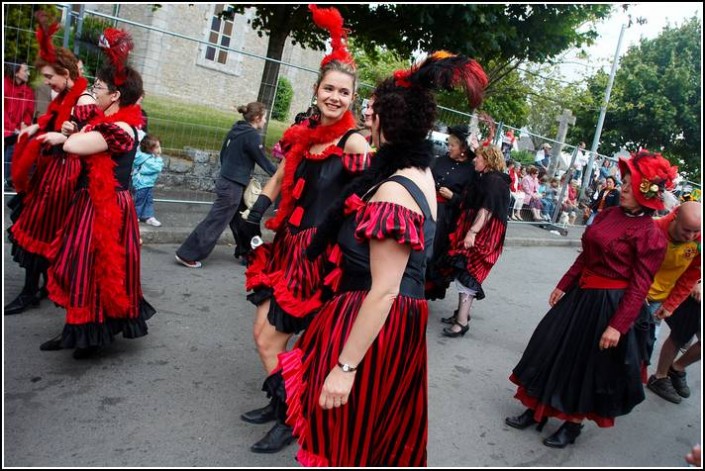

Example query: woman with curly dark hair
[424,124,476,301]
[271,51,487,466]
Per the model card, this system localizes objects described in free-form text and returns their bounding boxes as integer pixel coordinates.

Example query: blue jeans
[4,143,15,186]
[646,299,664,342]
[133,187,155,220]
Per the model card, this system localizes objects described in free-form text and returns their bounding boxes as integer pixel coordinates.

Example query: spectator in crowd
[572,141,588,181]
[175,102,276,268]
[5,14,97,316]
[439,144,510,336]
[586,175,619,225]
[425,124,476,300]
[506,151,676,448]
[4,61,35,188]
[132,134,165,227]
[40,27,155,359]
[521,165,543,222]
[540,177,560,222]
[501,129,516,162]
[534,142,551,172]
[240,6,370,454]
[561,179,580,226]
[275,49,487,467]
[508,160,525,221]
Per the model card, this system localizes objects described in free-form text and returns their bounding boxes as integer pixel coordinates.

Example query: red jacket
[4,76,34,138]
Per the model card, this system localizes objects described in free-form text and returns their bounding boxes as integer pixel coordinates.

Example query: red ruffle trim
[10,137,40,194]
[244,243,273,291]
[269,271,323,318]
[354,201,425,251]
[279,349,331,467]
[508,373,615,428]
[9,224,53,258]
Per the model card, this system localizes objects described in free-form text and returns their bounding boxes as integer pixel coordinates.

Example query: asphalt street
[3,241,701,467]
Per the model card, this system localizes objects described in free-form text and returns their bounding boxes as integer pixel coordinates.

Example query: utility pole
[580,23,627,199]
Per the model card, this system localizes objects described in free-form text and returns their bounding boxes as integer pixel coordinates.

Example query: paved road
[3,242,701,467]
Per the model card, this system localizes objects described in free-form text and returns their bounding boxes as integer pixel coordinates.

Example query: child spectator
[132,134,164,227]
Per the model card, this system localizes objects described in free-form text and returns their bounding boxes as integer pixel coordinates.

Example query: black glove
[246,194,272,224]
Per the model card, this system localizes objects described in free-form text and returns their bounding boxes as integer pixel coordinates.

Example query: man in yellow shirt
[645,201,701,404]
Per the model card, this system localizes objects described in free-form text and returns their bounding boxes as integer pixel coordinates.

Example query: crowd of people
[4,5,701,468]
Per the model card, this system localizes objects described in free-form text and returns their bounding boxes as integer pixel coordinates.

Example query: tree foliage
[272,76,294,121]
[572,17,702,180]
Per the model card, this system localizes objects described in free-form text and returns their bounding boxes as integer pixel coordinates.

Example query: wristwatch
[337,361,357,373]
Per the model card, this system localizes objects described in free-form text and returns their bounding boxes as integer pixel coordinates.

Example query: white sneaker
[145,217,162,227]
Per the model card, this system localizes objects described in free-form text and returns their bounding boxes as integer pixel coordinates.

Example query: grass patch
[142,95,288,158]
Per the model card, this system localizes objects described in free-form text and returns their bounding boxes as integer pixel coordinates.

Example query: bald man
[645,201,701,404]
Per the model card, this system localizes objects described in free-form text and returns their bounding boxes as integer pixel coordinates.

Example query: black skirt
[511,287,649,426]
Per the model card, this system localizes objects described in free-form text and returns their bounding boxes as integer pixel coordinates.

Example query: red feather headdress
[308,4,355,69]
[393,50,488,109]
[35,10,60,63]
[99,28,134,86]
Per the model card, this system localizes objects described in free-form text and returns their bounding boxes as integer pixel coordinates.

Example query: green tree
[225,4,613,128]
[4,5,60,69]
[574,17,701,180]
[272,76,294,121]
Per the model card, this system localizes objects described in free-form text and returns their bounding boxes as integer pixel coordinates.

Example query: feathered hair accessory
[476,112,496,147]
[308,4,355,69]
[35,10,60,64]
[392,50,488,109]
[98,28,134,86]
[618,149,678,211]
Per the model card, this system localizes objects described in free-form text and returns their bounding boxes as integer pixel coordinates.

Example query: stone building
[89,4,322,119]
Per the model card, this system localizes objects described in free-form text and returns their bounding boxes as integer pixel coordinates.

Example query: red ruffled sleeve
[73,104,102,127]
[341,151,373,174]
[354,201,425,251]
[84,122,134,154]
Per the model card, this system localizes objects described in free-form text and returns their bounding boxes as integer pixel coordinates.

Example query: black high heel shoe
[543,421,583,448]
[440,309,458,324]
[442,321,469,338]
[505,408,548,431]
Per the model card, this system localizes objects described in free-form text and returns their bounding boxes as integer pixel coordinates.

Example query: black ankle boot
[40,334,64,351]
[505,408,548,431]
[543,421,583,448]
[72,346,101,360]
[4,292,40,315]
[250,422,294,453]
[241,402,276,424]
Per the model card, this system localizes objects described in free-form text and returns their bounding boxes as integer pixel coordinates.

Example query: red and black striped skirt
[280,291,428,467]
[47,188,155,348]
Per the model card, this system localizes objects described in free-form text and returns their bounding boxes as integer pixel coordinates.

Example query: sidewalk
[4,190,585,247]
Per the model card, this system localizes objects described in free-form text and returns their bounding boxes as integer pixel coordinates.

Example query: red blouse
[557,206,668,334]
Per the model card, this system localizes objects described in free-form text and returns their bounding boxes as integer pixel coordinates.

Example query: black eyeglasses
[90,83,109,93]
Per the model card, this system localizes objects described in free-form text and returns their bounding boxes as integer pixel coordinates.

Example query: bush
[272,76,293,121]
[510,149,535,167]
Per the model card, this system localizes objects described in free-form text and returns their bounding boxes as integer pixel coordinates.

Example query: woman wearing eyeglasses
[37,28,155,360]
[5,12,98,317]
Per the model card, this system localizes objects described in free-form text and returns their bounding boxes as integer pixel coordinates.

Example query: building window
[205,4,233,65]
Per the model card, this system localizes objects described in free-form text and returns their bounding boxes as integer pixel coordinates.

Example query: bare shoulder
[76,94,96,106]
[370,169,437,219]
[343,132,369,154]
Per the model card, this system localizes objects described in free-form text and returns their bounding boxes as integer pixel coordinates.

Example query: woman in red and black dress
[240,6,370,453]
[274,52,487,466]
[38,29,154,359]
[424,124,476,301]
[438,144,511,336]
[506,151,677,448]
[5,15,97,316]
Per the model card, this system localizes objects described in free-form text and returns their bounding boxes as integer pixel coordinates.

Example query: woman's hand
[19,123,39,141]
[319,366,355,410]
[548,288,565,307]
[438,186,453,200]
[37,132,68,147]
[691,281,701,303]
[599,326,621,350]
[463,230,477,249]
[61,120,78,136]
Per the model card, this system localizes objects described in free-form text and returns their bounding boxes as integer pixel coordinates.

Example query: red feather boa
[84,104,144,316]
[11,77,88,193]
[266,111,356,231]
